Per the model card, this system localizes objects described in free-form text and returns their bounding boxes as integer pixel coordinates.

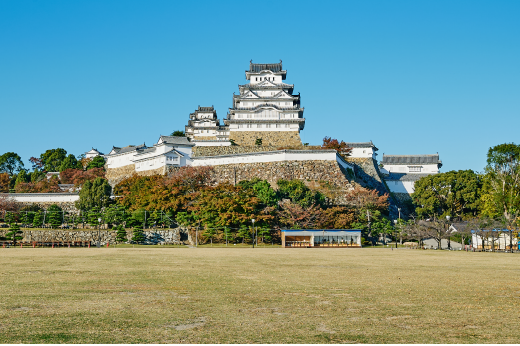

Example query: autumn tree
[0,174,10,193]
[277,201,324,229]
[322,137,352,157]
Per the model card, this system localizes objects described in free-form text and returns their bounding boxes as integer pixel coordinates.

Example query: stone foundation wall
[346,157,388,195]
[106,164,136,187]
[229,131,302,147]
[15,201,78,212]
[0,228,182,245]
[195,160,355,203]
[193,146,279,157]
[106,165,167,187]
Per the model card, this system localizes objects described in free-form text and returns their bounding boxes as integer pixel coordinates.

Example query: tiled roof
[114,144,146,154]
[197,106,215,112]
[344,142,378,150]
[249,61,283,73]
[158,136,192,145]
[385,173,436,182]
[382,154,441,165]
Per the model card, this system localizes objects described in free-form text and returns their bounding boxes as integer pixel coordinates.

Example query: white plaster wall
[9,193,80,203]
[384,164,439,173]
[106,152,136,169]
[349,147,375,159]
[386,180,415,194]
[191,151,354,171]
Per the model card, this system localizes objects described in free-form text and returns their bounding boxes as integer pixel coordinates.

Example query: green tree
[59,154,78,172]
[131,225,146,244]
[86,156,105,170]
[87,207,102,228]
[170,130,185,137]
[238,178,279,207]
[0,152,25,176]
[30,169,46,183]
[482,143,520,226]
[14,169,29,189]
[412,170,482,219]
[116,225,128,243]
[33,211,44,228]
[255,138,263,146]
[47,204,63,229]
[5,223,22,245]
[104,204,127,227]
[40,148,67,172]
[277,179,325,208]
[76,178,112,211]
[4,211,15,224]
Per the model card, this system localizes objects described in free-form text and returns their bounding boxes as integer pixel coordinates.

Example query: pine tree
[6,223,23,245]
[33,211,44,228]
[116,225,128,243]
[131,225,145,244]
[47,204,63,229]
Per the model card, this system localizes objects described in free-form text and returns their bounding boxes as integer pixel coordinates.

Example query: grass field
[0,247,519,344]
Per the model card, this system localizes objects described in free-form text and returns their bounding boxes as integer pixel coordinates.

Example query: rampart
[0,228,182,245]
[229,131,302,147]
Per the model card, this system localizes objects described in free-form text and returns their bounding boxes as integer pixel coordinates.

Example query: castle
[101,61,442,209]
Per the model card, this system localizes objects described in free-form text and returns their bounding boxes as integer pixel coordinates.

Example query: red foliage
[277,201,324,229]
[29,157,44,170]
[0,194,19,212]
[114,166,214,211]
[15,176,62,193]
[60,168,105,186]
[344,186,389,211]
[319,206,357,229]
[322,137,352,156]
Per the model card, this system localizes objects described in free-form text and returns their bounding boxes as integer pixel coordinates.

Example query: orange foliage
[60,168,105,186]
[344,186,389,211]
[0,173,9,193]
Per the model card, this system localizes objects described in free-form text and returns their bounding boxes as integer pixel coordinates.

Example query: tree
[277,201,324,229]
[40,148,68,172]
[14,170,29,189]
[76,178,112,211]
[238,179,279,207]
[59,154,78,172]
[33,211,44,228]
[116,225,128,243]
[277,179,325,208]
[322,137,352,157]
[5,223,22,245]
[47,204,63,229]
[0,152,25,176]
[131,225,146,244]
[170,130,185,137]
[255,138,263,146]
[61,167,105,186]
[0,194,18,212]
[412,170,482,219]
[482,143,520,227]
[104,204,127,227]
[86,156,105,170]
[0,173,10,192]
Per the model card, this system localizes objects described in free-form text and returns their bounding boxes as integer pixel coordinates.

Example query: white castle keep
[185,61,305,147]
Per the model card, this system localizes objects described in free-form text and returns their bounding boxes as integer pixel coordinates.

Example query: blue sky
[1,0,519,173]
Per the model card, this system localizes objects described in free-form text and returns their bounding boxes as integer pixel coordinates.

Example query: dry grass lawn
[0,247,519,343]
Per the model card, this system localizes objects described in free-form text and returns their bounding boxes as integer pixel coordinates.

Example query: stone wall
[229,131,302,147]
[106,164,166,187]
[191,160,355,203]
[0,228,182,245]
[106,164,136,187]
[346,157,388,195]
[15,201,78,212]
[193,146,279,157]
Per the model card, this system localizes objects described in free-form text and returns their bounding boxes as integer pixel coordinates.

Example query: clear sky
[1,0,519,173]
